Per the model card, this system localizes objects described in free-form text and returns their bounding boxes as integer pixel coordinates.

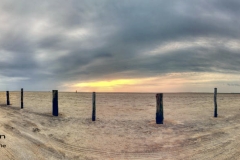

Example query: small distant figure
[76,90,77,93]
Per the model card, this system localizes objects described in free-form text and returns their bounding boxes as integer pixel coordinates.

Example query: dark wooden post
[21,88,23,109]
[6,91,10,105]
[214,88,217,117]
[52,90,58,116]
[156,93,164,124]
[92,92,96,121]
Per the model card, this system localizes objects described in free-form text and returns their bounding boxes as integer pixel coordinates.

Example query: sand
[0,92,240,160]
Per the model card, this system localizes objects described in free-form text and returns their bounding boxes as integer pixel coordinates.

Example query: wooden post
[156,93,164,124]
[214,88,218,117]
[6,91,10,105]
[21,88,23,109]
[92,92,96,121]
[52,90,58,116]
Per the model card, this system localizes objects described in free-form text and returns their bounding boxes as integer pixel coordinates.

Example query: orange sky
[61,72,240,93]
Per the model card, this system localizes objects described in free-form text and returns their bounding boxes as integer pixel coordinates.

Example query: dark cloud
[0,0,240,91]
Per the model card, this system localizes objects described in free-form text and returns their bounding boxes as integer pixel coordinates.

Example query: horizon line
[0,91,239,94]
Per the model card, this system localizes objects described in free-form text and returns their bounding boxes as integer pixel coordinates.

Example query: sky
[1,0,240,92]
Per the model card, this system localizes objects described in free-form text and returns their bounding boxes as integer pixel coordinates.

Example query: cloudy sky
[1,0,240,92]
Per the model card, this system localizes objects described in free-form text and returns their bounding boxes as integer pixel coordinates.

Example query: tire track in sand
[1,105,240,159]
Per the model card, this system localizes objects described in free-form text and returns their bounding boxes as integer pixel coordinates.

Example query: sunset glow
[66,72,240,92]
[74,79,137,87]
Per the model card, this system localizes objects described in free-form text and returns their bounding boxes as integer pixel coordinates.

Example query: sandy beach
[0,92,240,159]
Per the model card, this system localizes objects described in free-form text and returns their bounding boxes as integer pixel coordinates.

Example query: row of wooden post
[6,88,24,109]
[5,89,218,123]
[5,89,96,120]
[52,91,97,120]
[155,88,218,124]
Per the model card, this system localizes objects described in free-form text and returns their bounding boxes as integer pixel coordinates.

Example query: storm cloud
[1,0,240,92]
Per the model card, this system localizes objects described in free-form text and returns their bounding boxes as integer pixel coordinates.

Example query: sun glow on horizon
[64,72,240,92]
[74,79,137,88]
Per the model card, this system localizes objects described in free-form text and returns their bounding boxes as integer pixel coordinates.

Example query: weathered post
[52,90,58,116]
[214,88,217,117]
[156,93,164,124]
[92,92,96,121]
[21,88,23,109]
[6,91,10,105]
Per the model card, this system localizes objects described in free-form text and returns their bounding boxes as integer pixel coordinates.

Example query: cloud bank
[1,0,240,92]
